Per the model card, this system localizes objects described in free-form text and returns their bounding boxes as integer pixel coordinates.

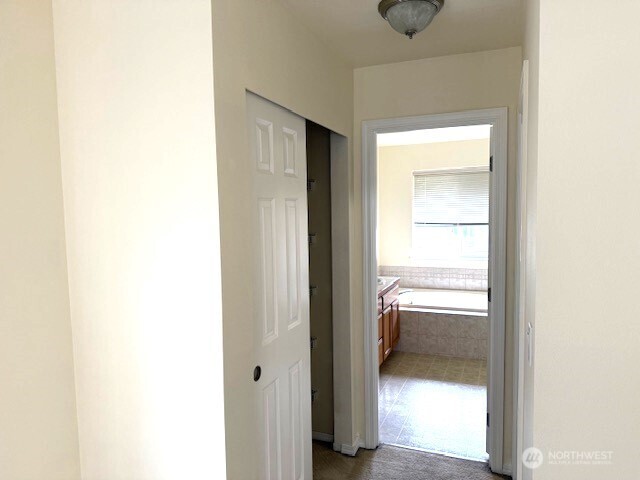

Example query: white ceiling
[378,125,491,147]
[280,0,523,67]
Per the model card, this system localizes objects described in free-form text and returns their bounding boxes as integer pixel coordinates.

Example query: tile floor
[378,351,488,461]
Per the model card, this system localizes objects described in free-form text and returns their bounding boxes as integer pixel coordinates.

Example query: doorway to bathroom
[362,109,509,474]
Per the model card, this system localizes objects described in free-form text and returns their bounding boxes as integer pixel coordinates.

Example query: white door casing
[514,60,530,480]
[247,92,312,480]
[362,108,509,474]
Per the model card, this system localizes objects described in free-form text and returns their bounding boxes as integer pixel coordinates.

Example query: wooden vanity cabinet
[377,278,400,367]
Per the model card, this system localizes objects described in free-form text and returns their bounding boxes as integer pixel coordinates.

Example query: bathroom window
[412,168,489,265]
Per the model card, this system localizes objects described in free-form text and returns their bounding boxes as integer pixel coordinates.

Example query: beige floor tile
[378,353,488,462]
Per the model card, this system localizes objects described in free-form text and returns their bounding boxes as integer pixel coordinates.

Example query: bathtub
[398,288,487,314]
[396,288,488,359]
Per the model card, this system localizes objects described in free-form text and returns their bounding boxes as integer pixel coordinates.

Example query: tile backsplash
[378,265,487,291]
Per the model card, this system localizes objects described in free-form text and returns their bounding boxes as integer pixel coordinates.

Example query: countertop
[377,276,400,297]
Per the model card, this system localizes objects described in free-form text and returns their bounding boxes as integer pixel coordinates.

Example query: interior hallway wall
[525,1,640,478]
[209,0,355,476]
[52,1,226,478]
[0,1,80,478]
[354,46,522,469]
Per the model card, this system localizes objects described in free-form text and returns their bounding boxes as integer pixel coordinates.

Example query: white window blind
[412,169,489,263]
[413,170,489,226]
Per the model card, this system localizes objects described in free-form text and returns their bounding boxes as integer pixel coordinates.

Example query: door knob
[253,366,262,382]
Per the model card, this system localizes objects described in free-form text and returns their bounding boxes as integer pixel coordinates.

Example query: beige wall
[378,139,490,267]
[0,1,80,478]
[525,2,640,478]
[210,0,354,477]
[52,1,226,478]
[355,46,522,469]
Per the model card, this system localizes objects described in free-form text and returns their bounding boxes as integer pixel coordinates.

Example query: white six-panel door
[247,92,312,480]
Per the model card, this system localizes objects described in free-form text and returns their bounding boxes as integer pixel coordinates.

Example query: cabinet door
[383,306,392,360]
[391,301,400,347]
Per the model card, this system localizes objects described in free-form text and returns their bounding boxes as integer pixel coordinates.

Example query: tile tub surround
[378,352,488,461]
[396,309,488,359]
[379,265,488,291]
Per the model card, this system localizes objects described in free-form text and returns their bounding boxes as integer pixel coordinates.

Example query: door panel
[285,199,301,329]
[248,92,312,480]
[264,379,282,479]
[289,361,303,480]
[258,198,278,345]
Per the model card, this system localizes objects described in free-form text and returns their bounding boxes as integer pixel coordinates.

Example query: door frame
[513,60,530,480]
[361,108,510,474]
[328,131,356,453]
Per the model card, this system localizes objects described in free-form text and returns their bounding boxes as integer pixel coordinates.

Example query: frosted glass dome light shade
[378,0,444,39]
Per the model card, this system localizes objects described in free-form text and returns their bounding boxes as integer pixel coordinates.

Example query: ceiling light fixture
[378,0,444,39]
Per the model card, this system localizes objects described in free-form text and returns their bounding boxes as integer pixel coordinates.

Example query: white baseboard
[312,431,334,443]
[333,434,362,457]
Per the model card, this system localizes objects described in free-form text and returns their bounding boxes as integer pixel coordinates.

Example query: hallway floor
[379,351,488,461]
[313,441,506,480]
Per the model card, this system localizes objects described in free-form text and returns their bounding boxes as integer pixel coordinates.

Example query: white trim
[513,60,530,480]
[329,132,355,451]
[362,119,380,451]
[362,108,509,474]
[312,431,335,443]
[333,434,362,457]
